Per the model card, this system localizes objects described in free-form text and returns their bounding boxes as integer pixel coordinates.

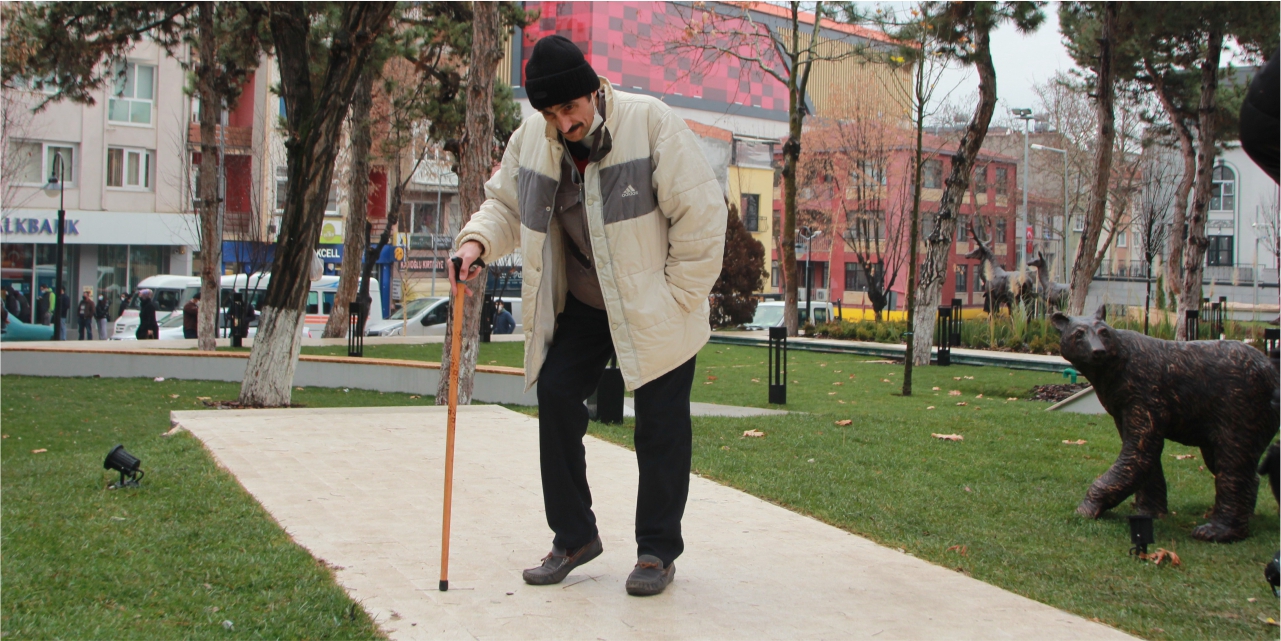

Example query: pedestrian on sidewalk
[95,293,110,339]
[450,35,727,597]
[36,284,51,325]
[55,285,68,340]
[136,289,159,340]
[492,300,515,335]
[183,292,200,339]
[77,289,95,340]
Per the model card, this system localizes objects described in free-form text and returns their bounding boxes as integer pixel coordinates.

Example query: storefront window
[1,243,33,301]
[129,245,165,290]
[98,245,130,318]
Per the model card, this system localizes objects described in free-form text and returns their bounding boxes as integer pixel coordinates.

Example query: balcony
[1092,260,1279,287]
[187,123,254,150]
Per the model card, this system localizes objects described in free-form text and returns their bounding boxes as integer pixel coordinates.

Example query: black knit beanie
[524,35,599,110]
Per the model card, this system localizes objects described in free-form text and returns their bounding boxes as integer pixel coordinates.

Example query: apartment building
[3,40,198,324]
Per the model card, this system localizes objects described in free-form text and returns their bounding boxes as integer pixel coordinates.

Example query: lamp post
[1030,143,1067,278]
[1012,108,1035,269]
[43,153,67,341]
[796,226,822,324]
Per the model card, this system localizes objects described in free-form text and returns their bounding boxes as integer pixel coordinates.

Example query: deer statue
[964,223,1032,315]
[1027,251,1070,312]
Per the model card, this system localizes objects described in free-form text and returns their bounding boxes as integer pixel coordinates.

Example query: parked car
[742,301,834,330]
[111,275,200,338]
[365,296,522,337]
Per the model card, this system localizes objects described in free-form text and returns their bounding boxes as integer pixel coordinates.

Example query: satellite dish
[310,250,324,281]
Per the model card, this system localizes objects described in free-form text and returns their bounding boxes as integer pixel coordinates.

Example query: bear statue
[1051,306,1279,542]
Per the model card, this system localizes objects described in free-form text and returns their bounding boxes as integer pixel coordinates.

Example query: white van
[220,273,384,335]
[112,275,200,338]
[113,273,384,339]
[742,300,834,330]
[365,296,521,337]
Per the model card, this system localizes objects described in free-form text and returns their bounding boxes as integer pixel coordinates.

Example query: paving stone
[175,405,1132,640]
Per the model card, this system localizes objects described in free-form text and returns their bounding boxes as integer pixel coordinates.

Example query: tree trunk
[437,1,501,406]
[324,71,374,338]
[1178,29,1223,338]
[780,87,802,335]
[239,2,396,407]
[1146,59,1197,337]
[195,3,222,352]
[1066,3,1116,315]
[901,49,927,395]
[910,27,998,366]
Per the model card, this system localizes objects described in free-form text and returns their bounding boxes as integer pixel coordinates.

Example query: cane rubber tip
[439,580,448,592]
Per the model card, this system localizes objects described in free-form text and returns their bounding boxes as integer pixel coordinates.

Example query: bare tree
[1135,148,1176,333]
[798,115,907,321]
[1,88,43,214]
[1258,190,1281,272]
[661,1,875,336]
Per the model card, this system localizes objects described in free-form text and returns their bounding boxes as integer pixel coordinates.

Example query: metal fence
[1092,261,1279,287]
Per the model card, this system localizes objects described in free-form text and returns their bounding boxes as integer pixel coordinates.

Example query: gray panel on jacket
[599,157,657,224]
[518,167,557,233]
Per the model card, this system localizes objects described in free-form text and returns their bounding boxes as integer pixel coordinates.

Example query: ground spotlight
[1128,514,1154,557]
[104,445,144,488]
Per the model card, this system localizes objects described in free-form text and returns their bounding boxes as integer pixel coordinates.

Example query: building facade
[3,40,198,329]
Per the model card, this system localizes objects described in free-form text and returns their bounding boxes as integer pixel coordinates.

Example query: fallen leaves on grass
[1062,440,1087,445]
[704,381,714,385]
[1259,616,1278,627]
[707,376,717,381]
[975,394,983,399]
[721,445,731,451]
[751,378,760,383]
[881,379,890,383]
[837,400,846,404]
[964,376,974,380]
[953,377,961,380]
[932,433,963,441]
[948,390,962,396]
[946,545,968,556]
[31,448,47,454]
[926,406,935,410]
[1007,397,1018,401]
[833,381,843,386]
[932,386,940,391]
[153,377,165,382]
[828,392,837,395]
[295,387,304,391]
[742,429,765,438]
[169,394,179,399]
[835,420,852,426]
[1173,454,1196,460]
[956,402,968,406]
[1138,548,1182,566]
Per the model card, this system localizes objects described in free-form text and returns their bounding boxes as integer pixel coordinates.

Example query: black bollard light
[1128,514,1154,557]
[1184,310,1199,341]
[104,444,144,488]
[936,306,953,366]
[768,326,787,405]
[348,300,365,357]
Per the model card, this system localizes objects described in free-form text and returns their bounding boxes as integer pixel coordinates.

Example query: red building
[776,127,1020,315]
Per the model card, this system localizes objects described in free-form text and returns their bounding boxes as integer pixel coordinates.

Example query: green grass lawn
[296,341,526,368]
[0,376,441,639]
[4,341,1278,640]
[587,346,1280,641]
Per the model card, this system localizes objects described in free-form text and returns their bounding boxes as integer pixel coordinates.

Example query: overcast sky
[860,2,1078,124]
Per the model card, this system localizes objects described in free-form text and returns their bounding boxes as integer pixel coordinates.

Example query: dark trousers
[78,315,92,340]
[537,294,696,567]
[183,328,197,339]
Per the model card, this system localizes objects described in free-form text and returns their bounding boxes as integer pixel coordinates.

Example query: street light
[1030,143,1067,278]
[796,226,822,324]
[1012,108,1035,269]
[42,153,67,341]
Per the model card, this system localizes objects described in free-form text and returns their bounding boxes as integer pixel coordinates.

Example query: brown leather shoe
[522,536,603,585]
[625,554,675,596]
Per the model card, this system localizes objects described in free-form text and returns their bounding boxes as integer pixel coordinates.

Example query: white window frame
[1210,164,1236,212]
[108,61,156,127]
[1116,229,1127,247]
[106,146,154,190]
[276,165,339,214]
[11,141,77,187]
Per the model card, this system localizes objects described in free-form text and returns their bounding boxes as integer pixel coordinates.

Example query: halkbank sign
[2,217,80,236]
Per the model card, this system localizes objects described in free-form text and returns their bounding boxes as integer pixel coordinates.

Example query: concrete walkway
[174,405,1130,640]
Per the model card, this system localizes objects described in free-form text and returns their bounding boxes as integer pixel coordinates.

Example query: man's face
[540,94,595,143]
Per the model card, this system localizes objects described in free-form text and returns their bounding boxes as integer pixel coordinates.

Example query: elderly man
[450,35,726,596]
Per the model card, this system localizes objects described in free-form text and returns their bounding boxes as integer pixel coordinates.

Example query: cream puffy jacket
[457,79,727,390]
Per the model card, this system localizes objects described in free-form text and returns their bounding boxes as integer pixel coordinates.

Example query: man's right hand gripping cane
[449,240,487,286]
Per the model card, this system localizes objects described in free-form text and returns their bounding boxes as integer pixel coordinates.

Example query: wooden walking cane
[440,256,480,592]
